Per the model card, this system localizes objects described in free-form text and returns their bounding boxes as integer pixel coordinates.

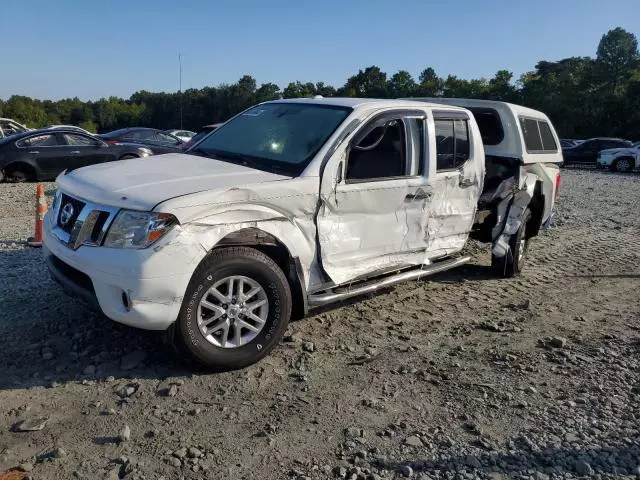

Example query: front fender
[183,204,318,288]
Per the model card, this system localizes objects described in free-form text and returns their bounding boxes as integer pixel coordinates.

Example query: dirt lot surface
[0,169,638,480]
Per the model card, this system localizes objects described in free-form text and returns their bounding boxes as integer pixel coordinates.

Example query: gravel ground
[0,169,638,480]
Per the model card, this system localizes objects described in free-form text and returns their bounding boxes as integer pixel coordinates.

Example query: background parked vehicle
[0,118,30,138]
[0,128,153,182]
[181,123,223,150]
[166,129,196,142]
[597,141,640,172]
[562,138,632,166]
[99,128,183,154]
[560,138,581,148]
[43,125,94,135]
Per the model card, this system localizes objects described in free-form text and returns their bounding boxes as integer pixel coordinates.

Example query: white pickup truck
[43,98,562,369]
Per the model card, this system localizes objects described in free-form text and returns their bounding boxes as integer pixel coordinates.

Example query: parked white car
[0,118,30,138]
[166,129,196,143]
[597,141,640,172]
[43,98,561,370]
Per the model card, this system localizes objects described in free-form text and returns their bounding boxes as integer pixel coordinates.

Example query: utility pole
[179,52,183,129]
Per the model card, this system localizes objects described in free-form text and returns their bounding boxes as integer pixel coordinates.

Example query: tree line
[1,28,638,140]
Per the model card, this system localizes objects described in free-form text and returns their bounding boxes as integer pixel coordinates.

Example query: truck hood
[56,153,291,211]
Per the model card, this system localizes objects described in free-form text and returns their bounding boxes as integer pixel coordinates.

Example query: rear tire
[492,208,532,278]
[174,247,292,370]
[7,165,35,183]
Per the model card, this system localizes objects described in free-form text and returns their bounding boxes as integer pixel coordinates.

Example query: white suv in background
[598,141,640,172]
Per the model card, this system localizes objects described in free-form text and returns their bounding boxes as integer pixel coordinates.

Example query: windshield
[191,103,351,176]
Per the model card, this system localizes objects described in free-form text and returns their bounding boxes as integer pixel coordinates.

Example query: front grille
[57,194,86,233]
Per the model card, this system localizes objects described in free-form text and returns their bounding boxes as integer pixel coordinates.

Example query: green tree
[416,68,443,97]
[596,27,639,95]
[387,70,417,98]
[341,66,388,97]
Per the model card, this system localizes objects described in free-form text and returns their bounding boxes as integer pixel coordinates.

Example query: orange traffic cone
[27,183,48,248]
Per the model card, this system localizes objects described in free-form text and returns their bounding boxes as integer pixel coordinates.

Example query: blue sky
[1,0,638,100]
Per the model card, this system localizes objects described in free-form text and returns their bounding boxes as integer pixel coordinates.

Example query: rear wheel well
[526,181,544,238]
[3,162,37,181]
[213,228,307,320]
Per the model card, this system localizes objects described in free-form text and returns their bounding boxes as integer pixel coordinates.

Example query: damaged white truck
[43,98,562,369]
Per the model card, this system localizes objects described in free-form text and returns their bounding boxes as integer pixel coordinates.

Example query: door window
[435,118,470,171]
[153,132,181,145]
[346,118,408,181]
[17,134,59,147]
[63,133,101,146]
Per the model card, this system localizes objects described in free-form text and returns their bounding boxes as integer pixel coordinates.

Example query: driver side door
[316,110,431,285]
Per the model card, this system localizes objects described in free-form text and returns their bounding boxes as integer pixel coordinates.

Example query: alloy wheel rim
[618,159,631,172]
[197,275,269,348]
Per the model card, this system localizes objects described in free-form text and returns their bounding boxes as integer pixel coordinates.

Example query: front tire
[492,208,532,278]
[175,247,292,370]
[612,157,633,173]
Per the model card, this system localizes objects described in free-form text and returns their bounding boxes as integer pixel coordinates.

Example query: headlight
[103,210,177,249]
[139,148,153,157]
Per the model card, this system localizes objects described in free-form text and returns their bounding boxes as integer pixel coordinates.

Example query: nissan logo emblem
[60,203,74,226]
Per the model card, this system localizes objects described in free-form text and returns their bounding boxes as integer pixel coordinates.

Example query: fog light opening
[122,290,132,311]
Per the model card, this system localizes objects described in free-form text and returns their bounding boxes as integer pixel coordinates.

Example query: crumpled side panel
[425,153,484,259]
[492,171,538,258]
[159,178,323,289]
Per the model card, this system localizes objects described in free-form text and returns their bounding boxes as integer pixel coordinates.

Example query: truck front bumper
[43,212,205,331]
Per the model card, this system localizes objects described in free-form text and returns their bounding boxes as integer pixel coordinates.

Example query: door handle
[405,190,430,202]
[28,151,39,154]
[459,178,475,188]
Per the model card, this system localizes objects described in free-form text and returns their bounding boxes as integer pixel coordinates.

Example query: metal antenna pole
[179,53,183,129]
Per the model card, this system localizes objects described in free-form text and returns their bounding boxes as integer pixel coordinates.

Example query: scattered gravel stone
[166,385,178,397]
[404,436,423,447]
[187,447,203,458]
[167,457,182,468]
[575,460,594,476]
[17,463,34,472]
[549,337,567,348]
[12,417,49,432]
[302,341,315,352]
[115,384,137,398]
[118,425,131,442]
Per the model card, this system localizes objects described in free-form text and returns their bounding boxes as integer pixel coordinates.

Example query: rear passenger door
[316,110,431,285]
[425,112,484,257]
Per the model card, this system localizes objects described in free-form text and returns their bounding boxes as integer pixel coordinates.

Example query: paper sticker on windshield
[242,109,265,117]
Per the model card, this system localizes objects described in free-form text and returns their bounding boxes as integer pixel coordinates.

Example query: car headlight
[139,148,153,157]
[103,210,178,249]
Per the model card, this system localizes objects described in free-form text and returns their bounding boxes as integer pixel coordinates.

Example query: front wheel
[492,208,532,278]
[612,157,633,173]
[175,247,292,370]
